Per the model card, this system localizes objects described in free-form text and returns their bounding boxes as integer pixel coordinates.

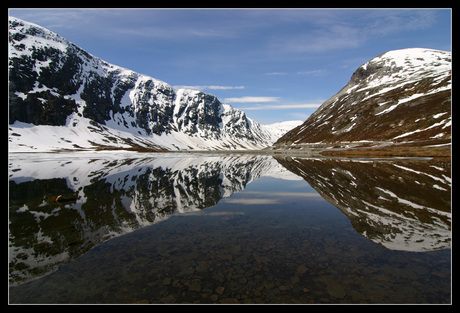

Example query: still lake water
[8,152,451,304]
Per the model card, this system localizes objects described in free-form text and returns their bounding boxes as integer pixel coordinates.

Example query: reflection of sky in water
[222,177,323,205]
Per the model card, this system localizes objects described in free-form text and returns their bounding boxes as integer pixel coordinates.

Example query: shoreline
[8,145,450,161]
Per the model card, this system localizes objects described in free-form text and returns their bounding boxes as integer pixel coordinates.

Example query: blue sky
[9,8,451,124]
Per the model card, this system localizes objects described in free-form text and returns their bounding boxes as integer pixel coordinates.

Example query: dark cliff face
[8,18,154,129]
[275,48,451,149]
[8,45,79,125]
[172,90,224,137]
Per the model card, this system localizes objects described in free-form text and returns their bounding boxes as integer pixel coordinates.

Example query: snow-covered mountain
[8,16,297,152]
[275,48,451,156]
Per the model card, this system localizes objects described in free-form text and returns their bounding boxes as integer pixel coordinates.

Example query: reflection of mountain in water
[8,153,288,285]
[9,153,451,286]
[276,157,451,252]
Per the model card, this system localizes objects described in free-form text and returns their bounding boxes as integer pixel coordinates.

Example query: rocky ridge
[8,16,294,152]
[274,48,451,157]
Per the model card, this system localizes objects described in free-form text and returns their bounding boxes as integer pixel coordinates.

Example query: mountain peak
[350,48,451,87]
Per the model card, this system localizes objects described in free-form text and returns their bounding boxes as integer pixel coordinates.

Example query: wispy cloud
[10,9,244,41]
[265,72,288,76]
[174,85,245,91]
[241,103,322,110]
[273,25,362,54]
[224,96,280,103]
[268,10,440,55]
[296,69,327,76]
[265,70,326,76]
[207,86,245,90]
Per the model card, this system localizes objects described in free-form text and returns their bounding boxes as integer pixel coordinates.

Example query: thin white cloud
[265,70,326,76]
[224,96,280,103]
[174,85,245,91]
[296,69,326,75]
[265,72,288,76]
[10,9,243,42]
[276,25,363,54]
[207,85,245,90]
[242,103,322,110]
[269,10,440,55]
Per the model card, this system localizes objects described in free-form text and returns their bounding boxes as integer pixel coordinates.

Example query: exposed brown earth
[320,141,451,161]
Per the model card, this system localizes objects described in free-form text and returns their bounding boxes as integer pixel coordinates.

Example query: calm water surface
[8,152,451,304]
